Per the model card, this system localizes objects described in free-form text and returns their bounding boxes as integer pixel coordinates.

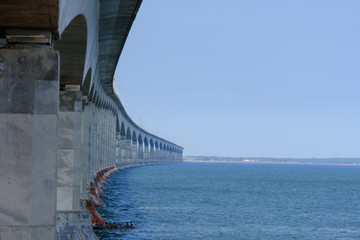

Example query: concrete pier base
[0,48,59,240]
[56,211,98,240]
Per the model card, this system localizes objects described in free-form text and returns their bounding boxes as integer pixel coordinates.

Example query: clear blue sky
[114,0,360,158]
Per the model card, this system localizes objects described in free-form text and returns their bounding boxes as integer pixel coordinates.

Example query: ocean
[95,162,360,240]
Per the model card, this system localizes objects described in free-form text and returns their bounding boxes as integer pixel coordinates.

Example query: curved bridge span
[0,1,183,239]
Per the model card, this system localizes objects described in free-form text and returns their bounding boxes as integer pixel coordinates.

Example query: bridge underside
[0,0,58,31]
[0,1,183,240]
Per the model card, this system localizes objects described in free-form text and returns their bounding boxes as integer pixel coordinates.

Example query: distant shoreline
[183,159,360,166]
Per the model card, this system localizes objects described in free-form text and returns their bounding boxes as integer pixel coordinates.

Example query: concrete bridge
[0,1,183,239]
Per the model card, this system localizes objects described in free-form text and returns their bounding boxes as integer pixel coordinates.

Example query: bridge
[0,1,183,239]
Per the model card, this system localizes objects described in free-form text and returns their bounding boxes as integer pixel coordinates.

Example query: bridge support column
[91,105,98,174]
[56,87,96,240]
[180,151,183,162]
[90,104,97,177]
[144,145,149,165]
[169,150,173,163]
[110,113,116,167]
[0,48,59,239]
[57,87,82,212]
[164,149,167,163]
[180,150,183,162]
[126,139,132,167]
[103,110,108,169]
[81,101,92,199]
[156,147,160,164]
[175,151,178,162]
[160,149,164,164]
[115,130,121,165]
[132,141,137,166]
[171,150,175,163]
[120,136,127,167]
[150,145,155,164]
[164,150,168,164]
[165,150,169,163]
[96,108,100,171]
[99,109,104,170]
[94,107,100,172]
[167,150,171,163]
[138,143,143,165]
[104,110,108,168]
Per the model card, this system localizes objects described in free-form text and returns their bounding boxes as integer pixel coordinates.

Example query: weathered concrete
[0,48,59,240]
[144,144,149,164]
[115,131,121,165]
[57,88,82,212]
[120,136,127,167]
[81,101,92,200]
[56,211,98,240]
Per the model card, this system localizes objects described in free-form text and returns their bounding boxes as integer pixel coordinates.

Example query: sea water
[95,162,360,240]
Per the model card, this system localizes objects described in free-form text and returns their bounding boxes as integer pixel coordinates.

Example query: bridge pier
[131,140,137,166]
[91,105,98,175]
[0,47,59,239]
[162,148,165,164]
[96,108,102,171]
[150,144,155,164]
[57,87,82,212]
[90,104,97,178]
[126,138,132,167]
[120,136,127,167]
[108,111,116,167]
[138,142,144,165]
[99,109,104,170]
[56,87,97,240]
[103,110,107,169]
[172,150,175,163]
[115,129,121,165]
[144,144,149,164]
[167,149,171,163]
[81,101,92,200]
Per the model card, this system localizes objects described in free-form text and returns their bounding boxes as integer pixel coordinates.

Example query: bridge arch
[126,128,131,140]
[55,14,87,89]
[138,135,143,145]
[132,131,137,144]
[120,122,126,138]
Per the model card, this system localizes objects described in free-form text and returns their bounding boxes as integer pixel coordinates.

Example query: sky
[114,0,360,158]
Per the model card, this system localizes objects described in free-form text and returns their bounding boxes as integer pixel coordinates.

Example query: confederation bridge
[0,0,183,239]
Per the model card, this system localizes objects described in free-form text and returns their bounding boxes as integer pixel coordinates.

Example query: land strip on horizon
[184,156,360,166]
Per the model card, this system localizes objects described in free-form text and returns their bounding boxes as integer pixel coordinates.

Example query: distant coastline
[184,156,360,166]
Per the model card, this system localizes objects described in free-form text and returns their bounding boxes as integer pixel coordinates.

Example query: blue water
[95,163,360,240]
